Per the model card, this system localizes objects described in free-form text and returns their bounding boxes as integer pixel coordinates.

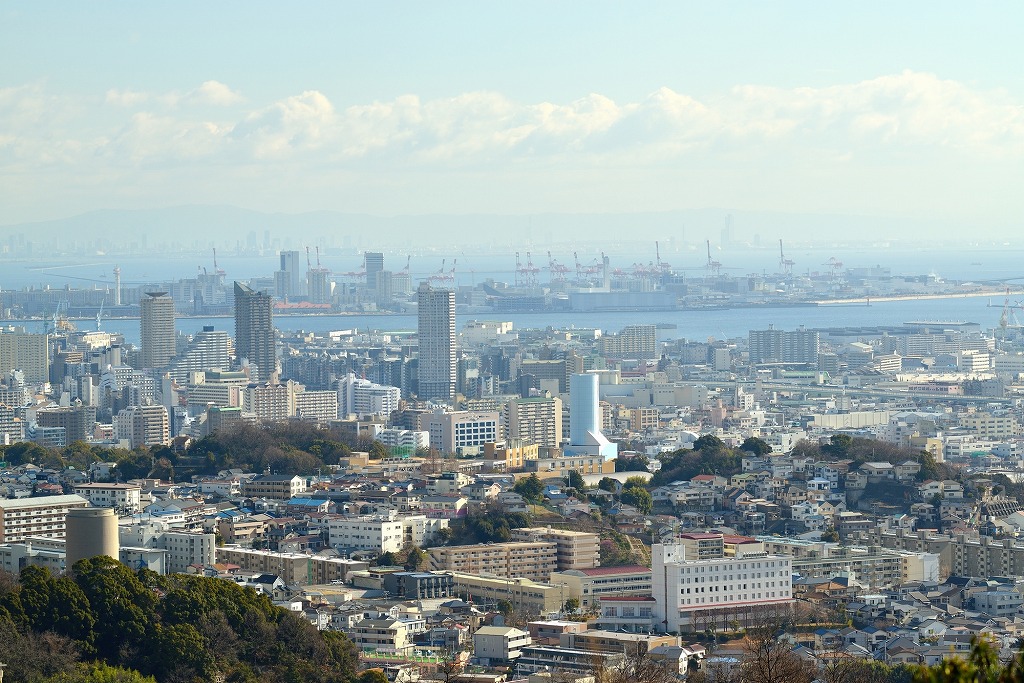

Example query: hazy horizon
[3,3,1024,240]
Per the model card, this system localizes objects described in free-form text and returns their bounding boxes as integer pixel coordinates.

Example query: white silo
[65,507,120,571]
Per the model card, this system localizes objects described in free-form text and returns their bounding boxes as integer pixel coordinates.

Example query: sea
[3,245,1024,347]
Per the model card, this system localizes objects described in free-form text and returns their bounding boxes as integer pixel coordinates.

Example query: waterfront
[14,294,1006,348]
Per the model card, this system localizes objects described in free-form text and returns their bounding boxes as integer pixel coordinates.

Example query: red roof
[577,565,652,576]
[679,533,721,540]
[722,535,757,544]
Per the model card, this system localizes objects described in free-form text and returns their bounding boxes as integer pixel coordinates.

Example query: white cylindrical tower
[65,507,120,571]
[569,372,599,445]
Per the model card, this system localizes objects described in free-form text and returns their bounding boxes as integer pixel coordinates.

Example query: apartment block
[73,483,142,515]
[0,494,89,542]
[510,527,600,571]
[427,541,557,582]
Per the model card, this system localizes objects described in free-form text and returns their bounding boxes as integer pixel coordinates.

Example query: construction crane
[400,255,411,275]
[706,240,722,276]
[778,239,795,274]
[824,257,844,280]
[212,248,225,276]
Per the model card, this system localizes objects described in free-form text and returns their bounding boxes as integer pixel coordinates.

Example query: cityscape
[3,3,1024,683]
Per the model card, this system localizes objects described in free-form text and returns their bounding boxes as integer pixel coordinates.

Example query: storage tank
[65,507,119,570]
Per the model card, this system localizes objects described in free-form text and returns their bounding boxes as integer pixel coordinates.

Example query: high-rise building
[417,283,456,401]
[337,373,401,419]
[505,396,563,448]
[748,326,819,364]
[140,292,176,369]
[166,326,231,383]
[36,404,97,444]
[113,404,170,448]
[233,282,277,383]
[274,250,304,299]
[365,252,385,289]
[0,330,49,384]
[306,268,331,304]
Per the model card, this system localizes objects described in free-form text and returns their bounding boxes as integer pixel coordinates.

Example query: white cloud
[187,80,244,107]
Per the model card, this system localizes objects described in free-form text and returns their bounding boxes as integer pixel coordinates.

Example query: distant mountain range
[0,204,961,251]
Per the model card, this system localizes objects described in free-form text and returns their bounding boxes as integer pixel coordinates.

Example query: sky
[2,2,1024,235]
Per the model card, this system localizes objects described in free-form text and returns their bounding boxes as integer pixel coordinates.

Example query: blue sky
[2,2,1024,233]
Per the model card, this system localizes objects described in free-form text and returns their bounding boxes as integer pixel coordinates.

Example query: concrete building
[166,326,231,383]
[293,389,339,422]
[651,542,793,632]
[417,283,456,402]
[36,404,96,444]
[748,326,820,364]
[506,396,563,448]
[216,546,369,585]
[275,250,305,299]
[241,474,307,500]
[234,281,277,383]
[428,410,501,455]
[120,522,216,574]
[382,571,454,600]
[140,292,176,369]
[597,325,658,359]
[0,494,89,543]
[328,514,405,553]
[73,483,142,515]
[113,404,169,448]
[243,381,298,422]
[427,541,557,582]
[549,565,653,608]
[510,527,601,571]
[473,625,532,665]
[337,373,401,419]
[0,330,49,384]
[450,572,564,615]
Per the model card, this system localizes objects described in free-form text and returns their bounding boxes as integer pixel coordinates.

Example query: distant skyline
[3,3,1024,236]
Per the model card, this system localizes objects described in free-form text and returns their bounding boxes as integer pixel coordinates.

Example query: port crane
[655,241,672,273]
[706,240,722,276]
[778,239,795,274]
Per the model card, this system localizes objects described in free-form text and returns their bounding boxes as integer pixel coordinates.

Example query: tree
[741,437,773,456]
[615,454,650,472]
[821,528,840,543]
[566,470,586,492]
[377,551,398,567]
[359,670,390,683]
[621,482,652,514]
[514,473,544,502]
[405,546,426,571]
[598,477,618,492]
[563,597,580,613]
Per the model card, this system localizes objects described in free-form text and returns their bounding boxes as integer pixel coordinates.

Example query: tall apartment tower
[233,282,277,383]
[417,282,456,402]
[140,292,176,369]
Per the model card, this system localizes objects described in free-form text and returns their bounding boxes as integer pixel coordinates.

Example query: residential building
[0,330,49,384]
[328,514,405,553]
[120,523,216,574]
[338,373,401,419]
[382,571,455,600]
[167,326,231,383]
[113,404,169,448]
[36,404,96,444]
[427,541,557,582]
[449,572,564,615]
[597,325,658,359]
[506,396,563,448]
[748,326,819,364]
[473,625,532,665]
[241,474,307,500]
[511,527,600,571]
[215,546,368,585]
[140,292,176,369]
[73,483,142,515]
[0,494,89,542]
[417,283,456,401]
[234,281,277,383]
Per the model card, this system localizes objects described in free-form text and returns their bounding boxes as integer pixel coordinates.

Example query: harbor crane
[706,240,722,276]
[778,239,795,274]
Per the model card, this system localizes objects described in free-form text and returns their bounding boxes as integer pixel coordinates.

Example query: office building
[417,283,456,401]
[365,251,385,289]
[506,396,563,448]
[0,494,89,542]
[140,292,176,369]
[564,373,617,460]
[275,250,304,299]
[748,326,820,364]
[233,282,277,382]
